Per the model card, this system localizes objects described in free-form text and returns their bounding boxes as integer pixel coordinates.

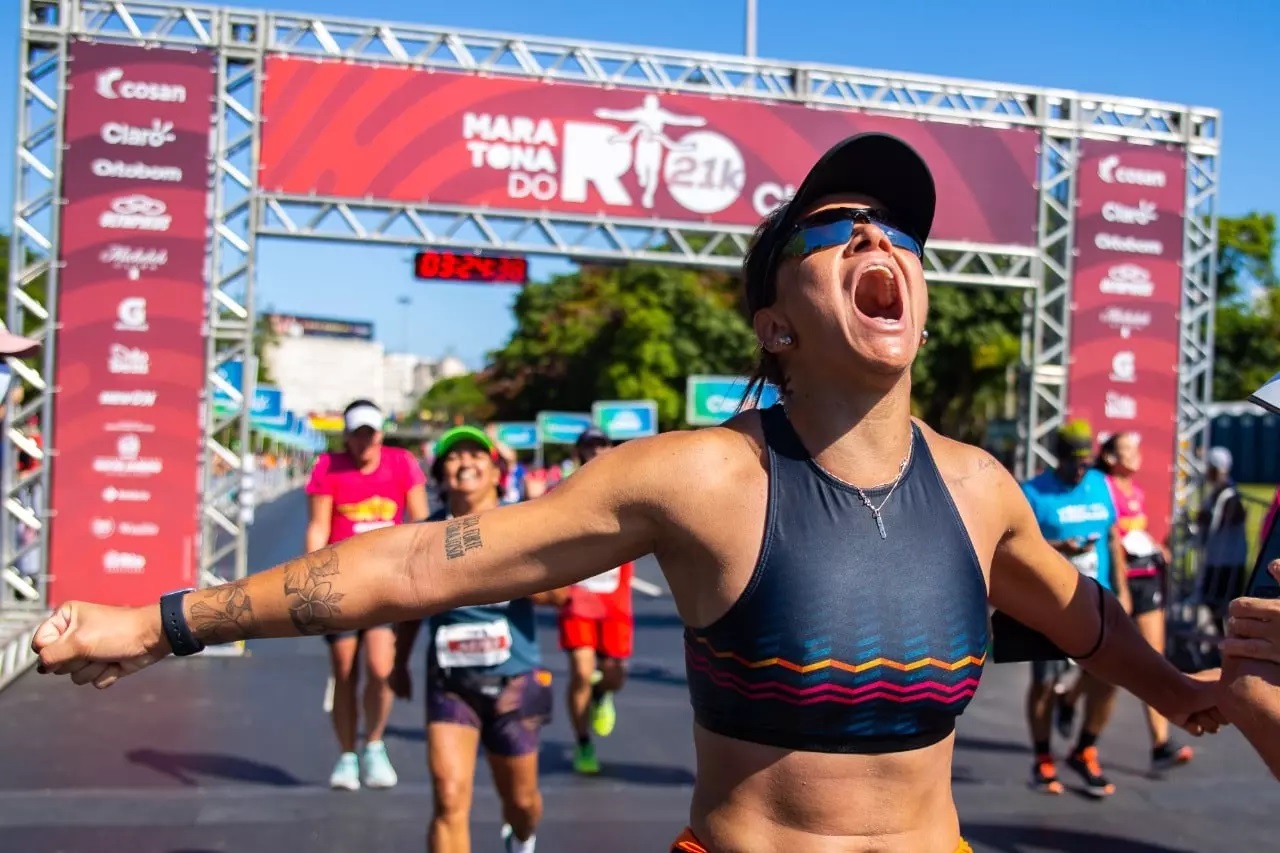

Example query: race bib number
[578,567,622,595]
[1070,548,1099,579]
[435,621,512,669]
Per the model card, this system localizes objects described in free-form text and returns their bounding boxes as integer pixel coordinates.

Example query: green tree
[0,230,49,338]
[910,286,1023,444]
[482,263,756,429]
[1212,212,1279,401]
[419,373,493,424]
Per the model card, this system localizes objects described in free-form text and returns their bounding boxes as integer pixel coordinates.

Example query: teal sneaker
[361,740,398,789]
[328,752,360,791]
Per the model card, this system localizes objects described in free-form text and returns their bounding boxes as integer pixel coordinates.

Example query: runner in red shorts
[558,427,635,774]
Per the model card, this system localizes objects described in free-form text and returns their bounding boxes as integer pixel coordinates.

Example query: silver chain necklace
[824,441,913,540]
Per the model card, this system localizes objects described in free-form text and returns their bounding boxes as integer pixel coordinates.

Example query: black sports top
[684,405,989,754]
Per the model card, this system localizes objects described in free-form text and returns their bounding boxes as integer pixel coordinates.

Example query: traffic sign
[536,411,593,445]
[685,375,780,426]
[592,400,658,440]
[494,422,539,450]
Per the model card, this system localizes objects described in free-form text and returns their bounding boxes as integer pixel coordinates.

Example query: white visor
[344,404,383,433]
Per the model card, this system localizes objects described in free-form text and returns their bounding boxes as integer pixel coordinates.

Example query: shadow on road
[625,661,687,687]
[963,824,1192,853]
[126,748,303,787]
[540,740,695,786]
[955,734,1033,755]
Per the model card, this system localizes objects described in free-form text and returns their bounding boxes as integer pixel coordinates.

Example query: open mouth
[454,467,480,486]
[852,263,905,325]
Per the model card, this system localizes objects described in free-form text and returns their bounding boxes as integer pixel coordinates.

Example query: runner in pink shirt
[306,399,428,791]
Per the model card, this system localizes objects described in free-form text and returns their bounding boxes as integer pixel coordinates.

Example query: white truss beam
[258,196,1040,290]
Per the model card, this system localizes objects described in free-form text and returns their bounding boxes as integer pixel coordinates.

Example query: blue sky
[3,0,1277,369]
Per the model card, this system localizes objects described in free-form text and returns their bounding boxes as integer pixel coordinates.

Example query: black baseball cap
[747,133,937,315]
[782,132,936,247]
[576,426,610,447]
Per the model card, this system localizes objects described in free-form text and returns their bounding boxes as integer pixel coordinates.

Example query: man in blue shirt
[1020,420,1129,801]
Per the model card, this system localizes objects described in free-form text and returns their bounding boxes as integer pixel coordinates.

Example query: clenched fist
[31,602,171,689]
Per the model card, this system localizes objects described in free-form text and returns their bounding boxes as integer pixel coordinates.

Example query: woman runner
[33,133,1225,853]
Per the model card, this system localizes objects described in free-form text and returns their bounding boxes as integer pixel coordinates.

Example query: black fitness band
[160,588,204,657]
[1071,576,1109,661]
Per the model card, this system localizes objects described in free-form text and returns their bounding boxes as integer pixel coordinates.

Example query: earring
[777,334,793,346]
[920,329,930,345]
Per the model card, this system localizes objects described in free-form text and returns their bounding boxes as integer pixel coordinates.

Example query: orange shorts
[559,612,633,659]
[670,828,972,852]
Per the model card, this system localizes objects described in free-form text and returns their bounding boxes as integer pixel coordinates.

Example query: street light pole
[745,0,757,59]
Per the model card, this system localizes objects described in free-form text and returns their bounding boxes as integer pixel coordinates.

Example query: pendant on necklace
[874,511,887,540]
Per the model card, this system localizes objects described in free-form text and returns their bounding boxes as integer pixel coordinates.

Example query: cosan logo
[1097,155,1167,188]
[95,68,187,103]
[102,486,151,503]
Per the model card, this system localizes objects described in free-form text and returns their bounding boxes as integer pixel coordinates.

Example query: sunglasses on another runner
[779,207,924,261]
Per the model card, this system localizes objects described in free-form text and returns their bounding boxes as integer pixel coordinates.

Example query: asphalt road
[0,490,1277,852]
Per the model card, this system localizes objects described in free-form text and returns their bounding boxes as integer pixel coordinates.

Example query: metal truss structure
[4,0,1221,683]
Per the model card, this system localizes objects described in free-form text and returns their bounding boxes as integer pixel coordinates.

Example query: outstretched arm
[34,437,668,688]
[988,466,1219,730]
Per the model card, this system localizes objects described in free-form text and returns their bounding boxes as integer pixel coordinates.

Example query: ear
[752,307,793,353]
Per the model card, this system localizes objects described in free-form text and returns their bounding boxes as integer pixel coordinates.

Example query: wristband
[160,588,205,657]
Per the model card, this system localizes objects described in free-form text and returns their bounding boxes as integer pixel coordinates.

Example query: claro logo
[1097,155,1167,188]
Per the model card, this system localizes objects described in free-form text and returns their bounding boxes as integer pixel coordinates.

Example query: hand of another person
[31,602,171,690]
[1220,560,1280,665]
[1164,669,1229,736]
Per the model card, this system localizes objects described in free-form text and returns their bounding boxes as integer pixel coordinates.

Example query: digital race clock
[413,250,529,285]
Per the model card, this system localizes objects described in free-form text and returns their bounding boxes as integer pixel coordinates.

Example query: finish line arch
[3,0,1219,681]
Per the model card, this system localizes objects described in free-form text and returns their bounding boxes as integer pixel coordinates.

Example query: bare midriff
[688,725,963,853]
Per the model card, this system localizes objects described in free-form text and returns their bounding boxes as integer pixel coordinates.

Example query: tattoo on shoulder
[283,547,345,636]
[443,516,483,561]
[188,577,257,644]
[949,451,1001,488]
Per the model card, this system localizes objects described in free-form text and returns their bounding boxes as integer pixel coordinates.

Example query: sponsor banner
[686,375,780,427]
[259,59,1041,246]
[592,400,658,441]
[1065,140,1185,544]
[536,411,593,445]
[494,422,539,451]
[265,312,374,341]
[49,42,214,607]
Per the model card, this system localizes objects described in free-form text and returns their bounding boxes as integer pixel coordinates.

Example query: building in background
[263,312,462,422]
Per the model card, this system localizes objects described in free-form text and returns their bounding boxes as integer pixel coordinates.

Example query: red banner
[1066,141,1186,543]
[258,58,1041,246]
[48,42,214,607]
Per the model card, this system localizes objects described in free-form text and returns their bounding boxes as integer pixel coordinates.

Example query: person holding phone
[1019,420,1130,798]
